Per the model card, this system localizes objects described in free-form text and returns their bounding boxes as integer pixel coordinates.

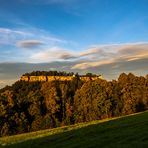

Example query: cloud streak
[0,27,31,45]
[17,40,44,48]
[71,59,115,69]
[71,43,148,69]
[29,47,76,62]
[0,28,31,35]
[0,27,66,47]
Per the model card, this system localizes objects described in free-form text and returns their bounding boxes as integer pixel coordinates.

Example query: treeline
[23,71,75,76]
[0,72,148,137]
[23,71,98,77]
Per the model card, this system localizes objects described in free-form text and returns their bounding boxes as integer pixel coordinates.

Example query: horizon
[0,0,148,88]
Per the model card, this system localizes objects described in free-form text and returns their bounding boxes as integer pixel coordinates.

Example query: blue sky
[0,0,148,87]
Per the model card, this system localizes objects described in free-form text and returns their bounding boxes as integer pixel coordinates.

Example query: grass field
[0,111,148,148]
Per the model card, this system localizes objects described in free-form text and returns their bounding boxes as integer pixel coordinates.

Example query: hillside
[0,71,148,137]
[1,111,148,148]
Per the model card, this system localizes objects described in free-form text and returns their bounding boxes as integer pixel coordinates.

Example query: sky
[0,0,148,88]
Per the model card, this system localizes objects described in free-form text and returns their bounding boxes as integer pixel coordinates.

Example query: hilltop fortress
[20,75,103,82]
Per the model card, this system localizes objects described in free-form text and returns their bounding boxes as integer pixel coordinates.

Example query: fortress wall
[47,76,74,81]
[47,76,56,81]
[20,75,103,82]
[29,76,47,82]
[20,76,29,81]
[38,76,47,81]
[56,76,73,81]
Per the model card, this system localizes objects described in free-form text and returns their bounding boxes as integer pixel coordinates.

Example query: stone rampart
[20,75,103,82]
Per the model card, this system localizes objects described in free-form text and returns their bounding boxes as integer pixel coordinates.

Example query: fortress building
[20,75,103,82]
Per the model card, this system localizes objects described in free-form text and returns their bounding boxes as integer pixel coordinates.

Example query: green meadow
[1,111,148,148]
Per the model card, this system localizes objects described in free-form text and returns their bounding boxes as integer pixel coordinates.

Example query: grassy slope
[1,111,148,148]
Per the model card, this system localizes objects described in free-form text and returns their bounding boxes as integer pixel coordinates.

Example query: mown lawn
[1,111,148,148]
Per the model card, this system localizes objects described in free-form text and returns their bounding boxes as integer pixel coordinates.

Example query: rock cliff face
[20,75,102,82]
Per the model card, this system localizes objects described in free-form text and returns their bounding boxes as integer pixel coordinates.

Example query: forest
[0,71,148,137]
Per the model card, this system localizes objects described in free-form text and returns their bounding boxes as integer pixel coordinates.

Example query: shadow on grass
[2,111,148,148]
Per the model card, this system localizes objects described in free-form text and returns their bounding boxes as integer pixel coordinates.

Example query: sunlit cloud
[71,59,115,69]
[79,48,99,56]
[72,43,148,69]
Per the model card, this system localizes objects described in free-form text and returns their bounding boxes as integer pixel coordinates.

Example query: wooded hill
[0,71,148,137]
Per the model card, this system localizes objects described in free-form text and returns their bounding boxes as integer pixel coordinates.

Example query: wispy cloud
[0,27,31,45]
[0,28,31,35]
[27,42,148,67]
[0,27,66,47]
[71,43,148,69]
[17,40,44,48]
[71,59,115,70]
[0,26,71,62]
[79,48,99,57]
[30,47,76,62]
